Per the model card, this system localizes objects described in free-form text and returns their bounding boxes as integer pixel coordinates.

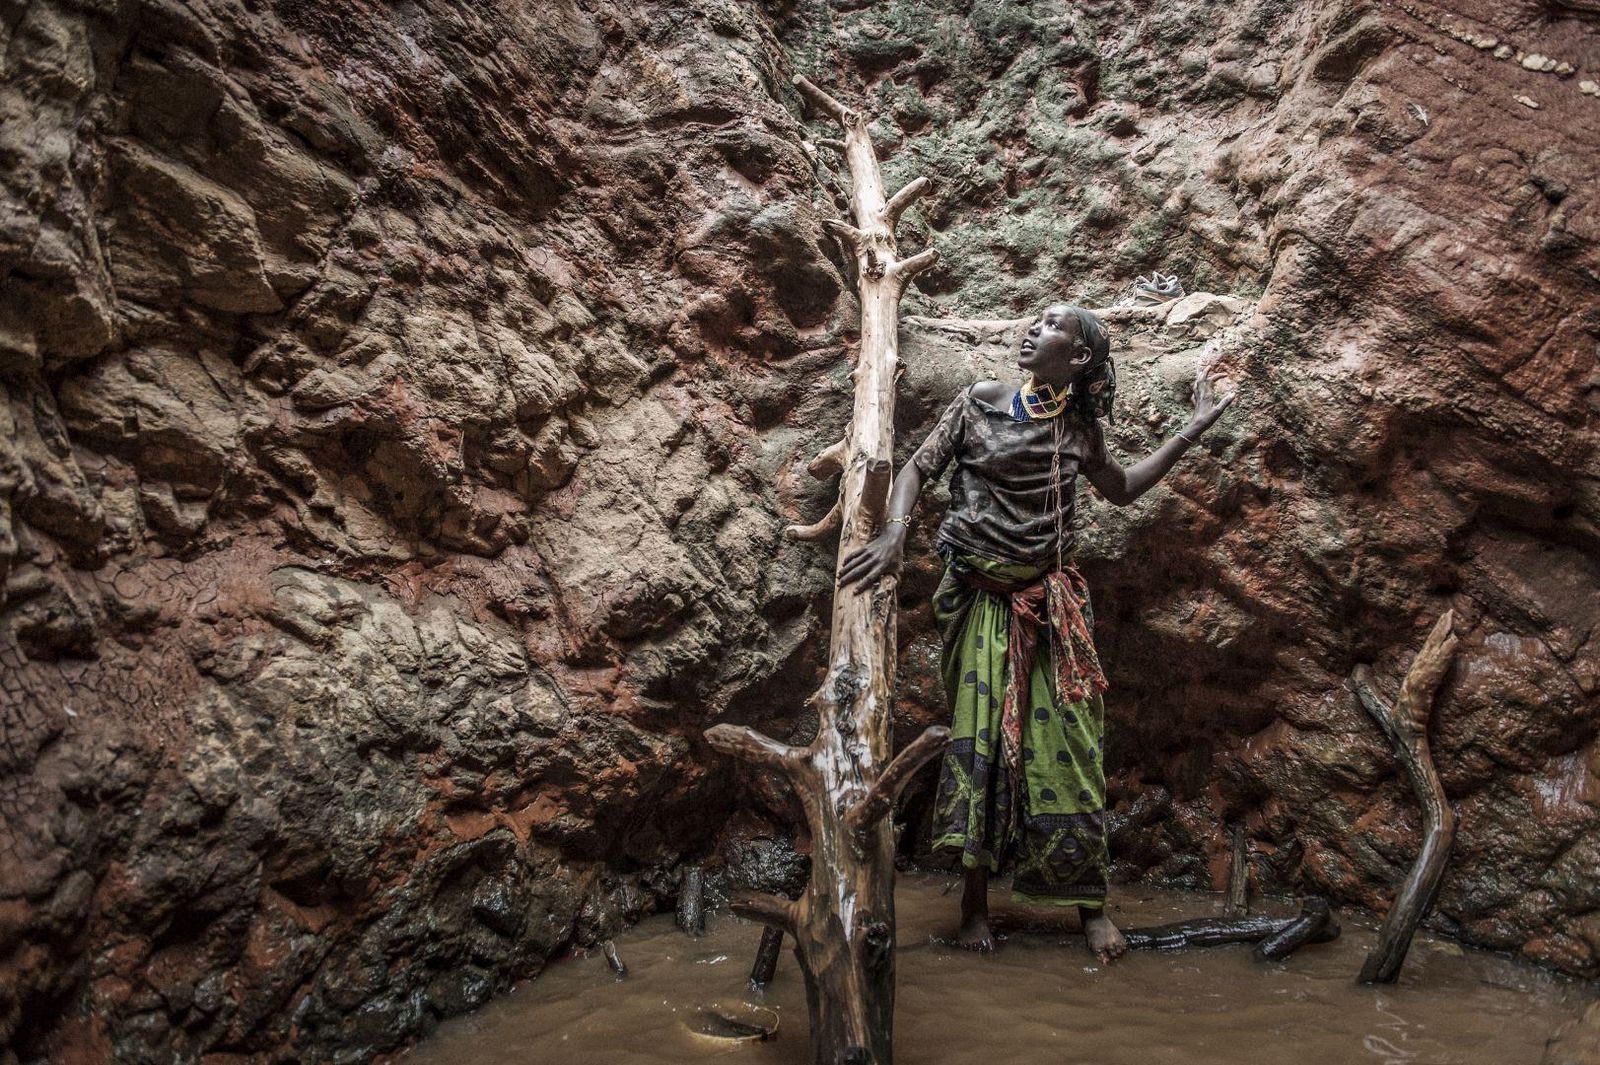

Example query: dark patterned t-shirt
[909,384,1110,566]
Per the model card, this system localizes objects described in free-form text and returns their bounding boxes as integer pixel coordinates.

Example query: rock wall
[1,0,1596,1060]
[1,0,846,1059]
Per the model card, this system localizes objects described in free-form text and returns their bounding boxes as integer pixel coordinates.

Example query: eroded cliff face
[1,0,1595,1060]
[2,0,845,1058]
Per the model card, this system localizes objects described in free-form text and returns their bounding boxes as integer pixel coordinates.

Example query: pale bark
[705,74,948,1065]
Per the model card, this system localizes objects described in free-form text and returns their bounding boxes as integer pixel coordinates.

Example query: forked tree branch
[705,724,808,774]
[730,891,800,936]
[793,75,855,126]
[846,726,951,835]
[1348,610,1461,984]
[808,439,848,479]
[784,501,842,541]
[883,177,931,227]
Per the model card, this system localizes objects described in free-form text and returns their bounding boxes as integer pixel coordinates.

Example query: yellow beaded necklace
[1010,375,1070,420]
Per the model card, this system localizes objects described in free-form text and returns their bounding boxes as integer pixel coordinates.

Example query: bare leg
[1080,905,1128,963]
[957,864,996,952]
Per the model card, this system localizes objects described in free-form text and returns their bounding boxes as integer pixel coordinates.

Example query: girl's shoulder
[967,378,1015,407]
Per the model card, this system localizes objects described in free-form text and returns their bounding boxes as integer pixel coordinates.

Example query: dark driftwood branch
[846,726,951,835]
[1253,897,1334,961]
[748,926,785,990]
[1348,610,1460,985]
[730,891,799,937]
[1225,823,1249,918]
[1124,901,1341,954]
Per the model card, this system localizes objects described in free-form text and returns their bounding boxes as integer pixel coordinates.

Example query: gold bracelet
[886,515,914,531]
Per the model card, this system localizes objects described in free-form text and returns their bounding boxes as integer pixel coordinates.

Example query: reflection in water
[407,873,1595,1065]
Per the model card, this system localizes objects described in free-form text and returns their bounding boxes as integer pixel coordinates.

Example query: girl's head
[1018,303,1115,421]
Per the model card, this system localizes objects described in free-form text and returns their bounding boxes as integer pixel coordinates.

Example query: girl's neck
[1028,370,1075,393]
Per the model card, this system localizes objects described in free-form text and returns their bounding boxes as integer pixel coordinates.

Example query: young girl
[838,303,1235,962]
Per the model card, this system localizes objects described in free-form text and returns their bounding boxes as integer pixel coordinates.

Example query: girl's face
[1018,305,1093,385]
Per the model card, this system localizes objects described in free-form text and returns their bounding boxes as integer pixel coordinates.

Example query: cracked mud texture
[1,0,1596,1061]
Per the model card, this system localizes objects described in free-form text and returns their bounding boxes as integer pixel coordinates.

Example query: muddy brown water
[407,872,1596,1065]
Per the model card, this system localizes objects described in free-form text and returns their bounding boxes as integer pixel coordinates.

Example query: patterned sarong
[930,551,1112,908]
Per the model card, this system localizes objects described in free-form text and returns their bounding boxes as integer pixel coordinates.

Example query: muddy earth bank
[1,0,1596,1060]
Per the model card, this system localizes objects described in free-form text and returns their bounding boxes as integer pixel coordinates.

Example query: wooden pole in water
[748,925,785,991]
[1347,610,1461,985]
[1225,823,1250,918]
[704,75,947,1065]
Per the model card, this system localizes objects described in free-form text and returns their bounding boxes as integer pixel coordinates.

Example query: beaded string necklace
[1046,410,1068,676]
[1007,371,1075,681]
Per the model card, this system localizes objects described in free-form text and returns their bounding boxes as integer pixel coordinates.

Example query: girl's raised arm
[1085,373,1236,506]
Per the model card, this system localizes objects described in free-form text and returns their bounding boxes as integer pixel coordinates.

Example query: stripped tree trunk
[1347,610,1461,985]
[703,76,948,1065]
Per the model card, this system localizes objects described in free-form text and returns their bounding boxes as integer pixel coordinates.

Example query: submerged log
[1123,899,1340,955]
[705,74,946,1065]
[1348,611,1461,985]
[1253,897,1334,961]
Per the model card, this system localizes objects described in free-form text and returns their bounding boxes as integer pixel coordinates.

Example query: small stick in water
[749,926,785,990]
[677,864,706,937]
[602,939,627,977]
[1225,823,1249,918]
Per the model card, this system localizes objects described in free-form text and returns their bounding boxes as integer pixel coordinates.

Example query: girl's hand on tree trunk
[838,527,907,590]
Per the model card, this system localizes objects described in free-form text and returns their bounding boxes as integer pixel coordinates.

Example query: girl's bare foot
[956,911,997,952]
[1080,907,1128,963]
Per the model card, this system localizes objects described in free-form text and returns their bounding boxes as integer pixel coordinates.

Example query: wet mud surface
[407,873,1597,1065]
